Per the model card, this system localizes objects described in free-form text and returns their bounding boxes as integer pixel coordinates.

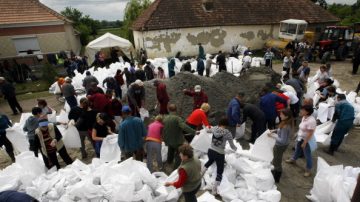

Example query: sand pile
[143,67,281,123]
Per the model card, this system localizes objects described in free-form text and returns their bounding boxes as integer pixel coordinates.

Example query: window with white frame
[12,36,40,55]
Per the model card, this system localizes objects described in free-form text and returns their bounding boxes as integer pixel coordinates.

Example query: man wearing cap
[127,80,145,116]
[118,105,147,161]
[183,85,208,111]
[0,77,22,115]
[62,78,78,108]
[154,80,170,114]
[35,119,73,169]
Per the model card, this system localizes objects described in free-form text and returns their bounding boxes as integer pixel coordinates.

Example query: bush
[42,63,58,85]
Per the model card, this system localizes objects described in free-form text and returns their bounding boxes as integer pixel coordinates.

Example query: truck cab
[279,19,308,41]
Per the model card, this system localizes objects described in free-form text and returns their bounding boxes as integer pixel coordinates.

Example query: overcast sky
[40,0,357,21]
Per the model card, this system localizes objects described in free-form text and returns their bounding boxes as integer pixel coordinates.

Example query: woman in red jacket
[185,103,211,143]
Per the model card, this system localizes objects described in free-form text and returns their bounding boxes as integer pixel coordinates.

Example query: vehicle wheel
[336,46,346,61]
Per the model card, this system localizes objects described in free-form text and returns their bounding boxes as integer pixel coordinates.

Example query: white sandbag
[47,110,57,123]
[242,169,275,191]
[235,123,245,140]
[6,126,29,153]
[100,134,121,163]
[236,188,257,201]
[249,130,276,162]
[61,125,81,149]
[218,176,238,202]
[190,129,212,153]
[198,191,222,202]
[317,103,330,123]
[315,121,335,135]
[140,108,149,121]
[57,110,69,123]
[54,83,61,94]
[161,142,168,163]
[258,190,281,202]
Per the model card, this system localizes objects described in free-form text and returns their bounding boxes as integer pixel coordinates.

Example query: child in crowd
[145,115,164,172]
[203,117,237,195]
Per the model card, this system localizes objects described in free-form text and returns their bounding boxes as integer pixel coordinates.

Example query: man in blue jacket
[118,105,147,161]
[227,93,243,137]
[325,94,355,155]
[260,87,287,129]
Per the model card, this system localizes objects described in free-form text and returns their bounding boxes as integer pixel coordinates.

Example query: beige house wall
[0,24,81,58]
[133,25,280,58]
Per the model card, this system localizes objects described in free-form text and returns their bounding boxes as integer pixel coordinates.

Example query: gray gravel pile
[143,67,281,124]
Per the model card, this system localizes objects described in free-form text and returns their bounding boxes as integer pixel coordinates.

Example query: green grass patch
[15,80,50,95]
[17,91,52,101]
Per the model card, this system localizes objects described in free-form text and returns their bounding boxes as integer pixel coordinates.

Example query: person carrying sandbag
[162,104,196,170]
[202,117,237,195]
[92,113,113,158]
[267,108,294,183]
[185,103,211,143]
[165,144,202,202]
[23,107,43,157]
[35,119,73,169]
[0,113,15,162]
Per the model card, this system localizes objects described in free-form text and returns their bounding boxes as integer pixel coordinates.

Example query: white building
[131,0,339,58]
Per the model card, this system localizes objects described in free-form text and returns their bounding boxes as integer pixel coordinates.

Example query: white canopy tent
[85,32,134,64]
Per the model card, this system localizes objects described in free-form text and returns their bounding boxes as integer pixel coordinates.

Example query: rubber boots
[271,170,282,183]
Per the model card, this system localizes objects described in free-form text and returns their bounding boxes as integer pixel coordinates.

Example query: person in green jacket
[198,43,206,60]
[163,104,196,170]
[165,144,202,202]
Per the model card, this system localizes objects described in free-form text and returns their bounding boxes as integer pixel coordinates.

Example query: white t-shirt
[297,116,317,141]
[284,91,299,104]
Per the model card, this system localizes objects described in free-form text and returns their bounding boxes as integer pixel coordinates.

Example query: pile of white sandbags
[306,157,359,202]
[192,129,281,202]
[0,153,181,202]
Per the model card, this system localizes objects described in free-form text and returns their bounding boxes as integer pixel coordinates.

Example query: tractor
[316,23,360,61]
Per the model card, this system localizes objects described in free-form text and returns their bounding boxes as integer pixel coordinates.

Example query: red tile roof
[132,0,340,31]
[0,0,67,25]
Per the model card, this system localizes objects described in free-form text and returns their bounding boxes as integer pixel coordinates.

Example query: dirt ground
[0,59,360,201]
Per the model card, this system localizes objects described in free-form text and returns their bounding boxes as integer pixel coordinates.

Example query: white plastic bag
[57,110,69,123]
[100,134,121,162]
[258,190,281,202]
[235,123,245,140]
[190,129,212,153]
[250,130,276,162]
[140,108,149,121]
[48,111,57,123]
[6,126,29,153]
[62,125,81,149]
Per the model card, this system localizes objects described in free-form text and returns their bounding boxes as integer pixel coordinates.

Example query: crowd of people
[0,43,360,202]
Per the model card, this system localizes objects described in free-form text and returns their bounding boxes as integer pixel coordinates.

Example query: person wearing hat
[154,80,170,114]
[183,85,208,111]
[127,79,145,117]
[0,77,23,115]
[118,105,147,161]
[35,119,73,169]
[62,78,78,109]
[0,113,15,162]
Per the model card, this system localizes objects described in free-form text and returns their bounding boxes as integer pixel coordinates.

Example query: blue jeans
[95,141,103,158]
[292,139,312,170]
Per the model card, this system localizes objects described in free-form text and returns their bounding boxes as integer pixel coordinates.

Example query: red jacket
[184,90,208,110]
[156,83,169,103]
[274,92,289,113]
[186,109,210,127]
[88,93,111,113]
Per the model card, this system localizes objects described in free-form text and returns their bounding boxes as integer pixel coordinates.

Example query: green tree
[311,0,328,9]
[328,1,360,25]
[61,7,83,25]
[121,0,151,43]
